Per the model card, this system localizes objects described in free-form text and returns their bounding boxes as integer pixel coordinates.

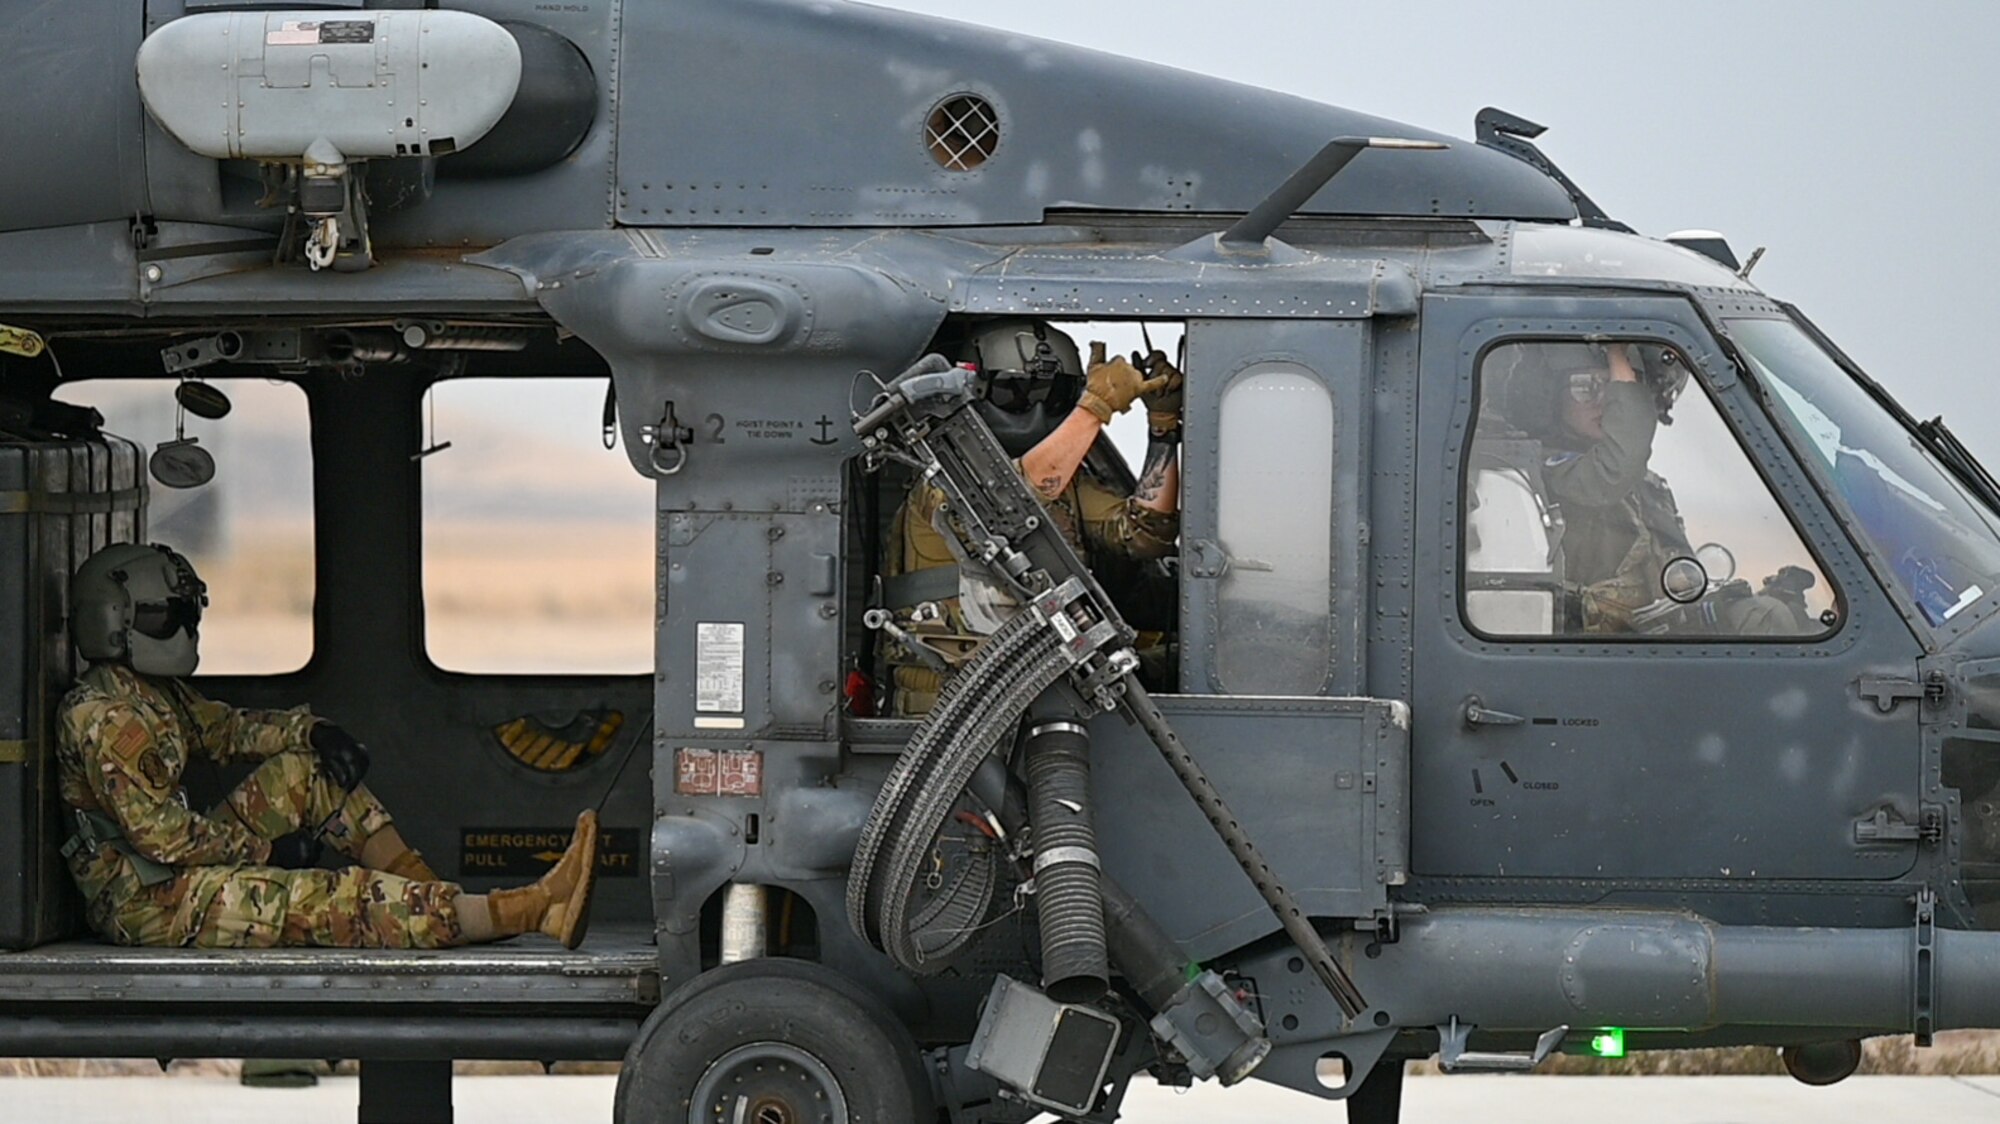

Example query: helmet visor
[981,371,1058,413]
[132,594,203,641]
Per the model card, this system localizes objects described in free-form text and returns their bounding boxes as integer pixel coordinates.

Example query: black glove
[309,722,370,793]
[266,829,324,870]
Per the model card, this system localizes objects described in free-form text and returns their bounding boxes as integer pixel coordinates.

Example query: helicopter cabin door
[1175,318,1368,698]
[1088,317,1408,962]
[1409,293,1926,887]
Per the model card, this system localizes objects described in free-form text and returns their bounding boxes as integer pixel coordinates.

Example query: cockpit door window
[1461,339,1835,640]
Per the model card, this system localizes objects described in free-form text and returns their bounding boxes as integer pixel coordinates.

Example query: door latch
[1857,671,1947,714]
[1462,697,1526,728]
[1854,804,1943,847]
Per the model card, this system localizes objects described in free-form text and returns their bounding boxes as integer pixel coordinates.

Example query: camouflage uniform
[56,663,463,948]
[884,464,1177,715]
[1546,382,1795,635]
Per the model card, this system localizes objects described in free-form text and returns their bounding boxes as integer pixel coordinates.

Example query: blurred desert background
[56,374,655,676]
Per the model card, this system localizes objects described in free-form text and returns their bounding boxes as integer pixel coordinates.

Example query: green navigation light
[1588,1028,1627,1059]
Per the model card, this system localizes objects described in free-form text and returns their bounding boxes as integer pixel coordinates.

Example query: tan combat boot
[486,810,599,949]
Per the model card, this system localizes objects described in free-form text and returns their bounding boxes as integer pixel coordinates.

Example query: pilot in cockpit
[878,320,1182,716]
[1488,341,1806,636]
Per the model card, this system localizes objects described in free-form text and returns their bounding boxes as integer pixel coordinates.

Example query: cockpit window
[1729,317,2000,627]
[1510,225,1756,291]
[1462,339,1834,640]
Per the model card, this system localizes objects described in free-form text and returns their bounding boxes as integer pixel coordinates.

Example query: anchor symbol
[810,414,839,446]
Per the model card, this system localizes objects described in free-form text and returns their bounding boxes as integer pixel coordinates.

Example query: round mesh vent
[926,94,1001,172]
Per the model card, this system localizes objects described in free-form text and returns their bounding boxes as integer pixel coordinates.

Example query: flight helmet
[1487,341,1690,442]
[71,542,207,677]
[961,319,1084,457]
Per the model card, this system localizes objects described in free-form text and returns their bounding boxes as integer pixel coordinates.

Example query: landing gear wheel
[1345,1057,1405,1124]
[614,958,937,1124]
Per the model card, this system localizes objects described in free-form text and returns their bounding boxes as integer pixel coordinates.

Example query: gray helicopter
[4,2,2000,1122]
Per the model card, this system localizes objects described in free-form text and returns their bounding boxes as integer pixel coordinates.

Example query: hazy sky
[877,0,2000,461]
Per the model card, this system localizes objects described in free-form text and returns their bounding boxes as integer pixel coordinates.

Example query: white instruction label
[695,622,746,714]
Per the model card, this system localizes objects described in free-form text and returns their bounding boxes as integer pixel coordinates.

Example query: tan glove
[1078,341,1167,424]
[1134,350,1185,436]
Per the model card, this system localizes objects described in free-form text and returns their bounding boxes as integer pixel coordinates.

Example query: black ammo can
[0,427,144,949]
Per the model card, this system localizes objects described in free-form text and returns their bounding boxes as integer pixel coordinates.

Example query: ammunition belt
[848,605,1075,974]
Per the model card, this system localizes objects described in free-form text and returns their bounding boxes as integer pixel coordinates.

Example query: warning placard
[267,19,376,46]
[695,622,745,713]
[458,827,640,878]
[675,747,763,797]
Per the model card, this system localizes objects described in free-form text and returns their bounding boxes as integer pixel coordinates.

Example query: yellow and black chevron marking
[492,709,625,773]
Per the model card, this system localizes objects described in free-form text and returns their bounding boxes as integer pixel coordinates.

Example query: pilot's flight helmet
[70,542,208,678]
[961,319,1085,456]
[1485,342,1583,441]
[1487,341,1689,441]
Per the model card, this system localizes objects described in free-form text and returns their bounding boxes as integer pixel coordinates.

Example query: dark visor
[981,371,1057,413]
[132,595,202,641]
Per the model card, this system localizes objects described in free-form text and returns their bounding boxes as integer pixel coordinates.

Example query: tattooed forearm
[1134,440,1175,504]
[1035,475,1064,498]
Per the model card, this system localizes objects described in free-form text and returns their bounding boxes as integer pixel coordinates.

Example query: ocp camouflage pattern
[58,664,462,948]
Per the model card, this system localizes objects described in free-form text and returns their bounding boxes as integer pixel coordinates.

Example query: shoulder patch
[109,720,153,762]
[137,749,172,789]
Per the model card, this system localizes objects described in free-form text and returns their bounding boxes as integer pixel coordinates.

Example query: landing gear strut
[1346,1058,1406,1124]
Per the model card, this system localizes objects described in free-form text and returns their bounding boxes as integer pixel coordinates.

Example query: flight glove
[309,722,370,794]
[266,829,325,870]
[1079,341,1169,424]
[1134,350,1185,437]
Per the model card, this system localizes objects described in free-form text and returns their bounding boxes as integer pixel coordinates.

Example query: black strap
[879,565,961,610]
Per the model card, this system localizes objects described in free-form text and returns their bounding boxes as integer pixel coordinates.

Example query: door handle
[1462,696,1525,728]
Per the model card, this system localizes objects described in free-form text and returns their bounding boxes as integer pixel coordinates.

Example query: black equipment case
[0,426,145,949]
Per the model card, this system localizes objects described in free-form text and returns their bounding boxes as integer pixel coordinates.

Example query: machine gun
[845,355,1368,1111]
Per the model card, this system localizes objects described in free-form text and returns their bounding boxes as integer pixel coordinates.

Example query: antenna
[1475,108,1633,233]
[1220,136,1447,248]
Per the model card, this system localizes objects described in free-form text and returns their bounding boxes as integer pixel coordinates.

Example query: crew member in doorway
[882,320,1182,715]
[56,542,599,949]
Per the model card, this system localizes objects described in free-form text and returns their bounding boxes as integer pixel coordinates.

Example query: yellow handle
[0,325,45,359]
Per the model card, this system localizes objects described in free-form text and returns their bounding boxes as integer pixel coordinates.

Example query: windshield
[1727,317,2000,627]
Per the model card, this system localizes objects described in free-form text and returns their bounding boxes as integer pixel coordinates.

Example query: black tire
[615,958,938,1124]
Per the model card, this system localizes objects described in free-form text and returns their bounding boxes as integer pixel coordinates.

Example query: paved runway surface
[4,1075,2000,1122]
